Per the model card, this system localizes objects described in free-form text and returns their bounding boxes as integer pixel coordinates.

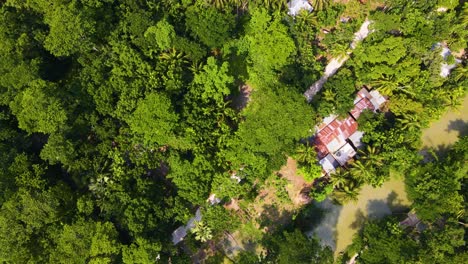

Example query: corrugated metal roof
[172,208,202,245]
[315,117,358,155]
[354,88,371,104]
[313,88,386,173]
[350,97,374,119]
[314,137,329,159]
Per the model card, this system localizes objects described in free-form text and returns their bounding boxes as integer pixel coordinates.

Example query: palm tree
[208,0,229,9]
[329,167,349,189]
[322,89,335,102]
[370,76,415,97]
[396,113,421,132]
[159,48,188,65]
[191,221,213,242]
[330,43,351,58]
[269,0,287,11]
[189,61,204,74]
[349,159,373,184]
[295,143,317,165]
[331,178,361,204]
[309,0,330,12]
[296,9,319,30]
[331,188,359,204]
[329,168,362,204]
[359,145,384,168]
[452,65,467,82]
[461,3,468,28]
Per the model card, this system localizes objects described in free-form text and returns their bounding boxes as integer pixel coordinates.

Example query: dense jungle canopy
[0,0,466,263]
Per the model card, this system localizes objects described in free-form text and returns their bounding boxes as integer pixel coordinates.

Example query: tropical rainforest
[0,0,466,263]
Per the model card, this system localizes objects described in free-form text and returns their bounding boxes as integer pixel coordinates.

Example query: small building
[313,88,387,175]
[207,193,221,205]
[314,117,358,156]
[319,154,340,175]
[287,0,313,16]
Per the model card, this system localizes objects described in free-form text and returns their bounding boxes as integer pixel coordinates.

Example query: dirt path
[279,157,312,205]
[304,19,373,102]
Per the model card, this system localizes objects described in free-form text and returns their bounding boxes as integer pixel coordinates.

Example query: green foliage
[242,8,296,84]
[122,238,161,264]
[356,218,420,263]
[127,93,179,147]
[186,5,235,48]
[203,205,240,236]
[316,2,344,27]
[406,137,467,221]
[311,0,331,12]
[11,80,67,134]
[266,229,334,264]
[0,0,465,262]
[43,3,96,56]
[144,19,176,51]
[191,221,213,242]
[310,180,334,202]
[315,68,356,117]
[226,88,314,180]
[297,164,322,183]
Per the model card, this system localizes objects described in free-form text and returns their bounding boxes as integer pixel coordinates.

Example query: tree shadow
[446,119,468,138]
[367,191,409,220]
[422,119,468,158]
[306,198,343,251]
[219,232,243,259]
[259,204,292,233]
[421,144,454,162]
[367,199,391,219]
[230,84,252,111]
[349,209,366,230]
[294,202,326,230]
[386,191,408,213]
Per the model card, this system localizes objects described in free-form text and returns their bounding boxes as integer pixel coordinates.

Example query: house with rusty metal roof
[313,88,386,175]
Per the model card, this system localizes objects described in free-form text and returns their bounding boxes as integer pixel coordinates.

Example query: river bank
[308,94,467,258]
[421,94,468,149]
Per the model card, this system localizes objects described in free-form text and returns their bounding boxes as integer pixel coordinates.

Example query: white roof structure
[230,174,242,183]
[348,131,365,149]
[207,193,221,205]
[333,143,356,166]
[172,208,202,245]
[320,154,339,174]
[434,43,461,77]
[172,226,187,245]
[368,90,387,109]
[288,0,313,16]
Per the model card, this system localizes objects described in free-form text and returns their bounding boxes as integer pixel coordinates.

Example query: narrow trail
[304,19,373,102]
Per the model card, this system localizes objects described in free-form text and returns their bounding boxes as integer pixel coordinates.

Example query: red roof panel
[340,116,358,138]
[356,88,370,101]
[350,97,374,120]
